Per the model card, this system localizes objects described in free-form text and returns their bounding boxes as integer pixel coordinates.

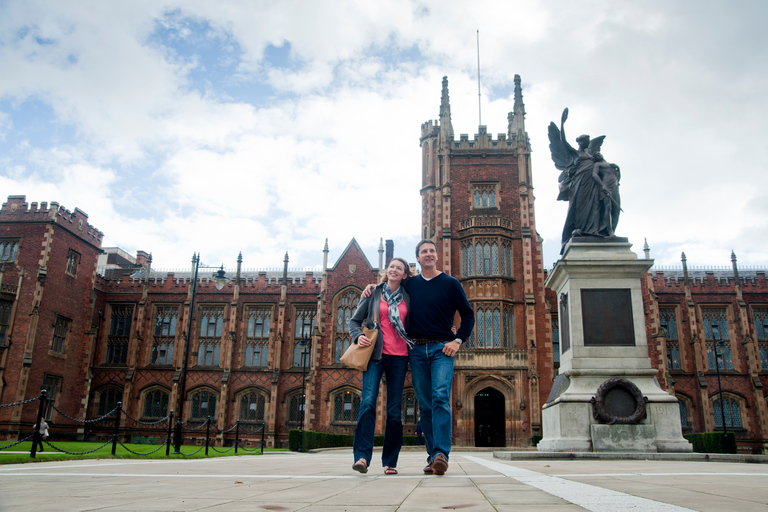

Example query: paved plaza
[1,450,767,511]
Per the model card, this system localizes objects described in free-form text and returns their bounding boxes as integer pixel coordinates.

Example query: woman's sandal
[384,467,398,475]
[352,458,368,474]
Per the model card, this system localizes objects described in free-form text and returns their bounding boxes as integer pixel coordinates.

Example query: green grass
[0,441,285,465]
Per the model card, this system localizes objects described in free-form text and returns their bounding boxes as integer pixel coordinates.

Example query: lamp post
[713,340,732,454]
[297,338,311,453]
[174,253,230,454]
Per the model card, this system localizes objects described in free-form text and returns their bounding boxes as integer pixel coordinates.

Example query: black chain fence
[0,390,267,458]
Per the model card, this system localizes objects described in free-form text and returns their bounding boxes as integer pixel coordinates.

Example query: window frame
[0,238,20,263]
[331,387,362,425]
[238,388,268,422]
[243,305,273,368]
[196,305,224,367]
[659,306,682,371]
[105,305,133,365]
[65,249,80,277]
[43,374,63,421]
[293,306,317,367]
[151,305,178,366]
[51,314,71,355]
[470,181,500,210]
[189,388,218,421]
[142,388,170,419]
[332,288,360,364]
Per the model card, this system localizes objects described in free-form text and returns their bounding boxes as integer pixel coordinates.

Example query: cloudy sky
[1,1,766,273]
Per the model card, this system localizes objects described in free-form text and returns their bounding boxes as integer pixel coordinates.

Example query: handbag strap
[371,288,379,326]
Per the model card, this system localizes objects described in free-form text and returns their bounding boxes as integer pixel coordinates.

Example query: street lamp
[297,338,311,453]
[713,340,733,454]
[174,253,231,454]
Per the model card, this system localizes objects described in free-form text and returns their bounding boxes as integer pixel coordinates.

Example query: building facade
[1,75,767,452]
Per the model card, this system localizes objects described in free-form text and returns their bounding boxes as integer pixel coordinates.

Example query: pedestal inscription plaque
[581,288,635,346]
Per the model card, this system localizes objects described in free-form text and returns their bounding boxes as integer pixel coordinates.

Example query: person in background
[349,257,413,475]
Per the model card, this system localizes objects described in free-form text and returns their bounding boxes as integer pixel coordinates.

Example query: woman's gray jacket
[348,283,411,362]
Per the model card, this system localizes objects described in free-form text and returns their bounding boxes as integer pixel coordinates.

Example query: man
[363,239,474,475]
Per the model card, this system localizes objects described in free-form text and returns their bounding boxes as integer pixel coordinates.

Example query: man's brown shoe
[423,458,434,474]
[431,453,448,475]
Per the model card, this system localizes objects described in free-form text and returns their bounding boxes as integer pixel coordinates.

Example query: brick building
[1,75,767,452]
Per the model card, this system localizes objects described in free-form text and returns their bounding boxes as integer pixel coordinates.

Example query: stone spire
[509,74,527,140]
[439,76,454,143]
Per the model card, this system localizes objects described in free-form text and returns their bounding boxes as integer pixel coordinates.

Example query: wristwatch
[454,338,463,345]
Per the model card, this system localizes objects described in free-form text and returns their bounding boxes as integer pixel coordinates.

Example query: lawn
[0,440,283,464]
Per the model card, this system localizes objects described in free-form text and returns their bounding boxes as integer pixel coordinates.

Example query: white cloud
[0,0,766,273]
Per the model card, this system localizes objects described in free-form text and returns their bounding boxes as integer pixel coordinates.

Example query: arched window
[98,387,122,417]
[712,396,742,429]
[660,308,680,370]
[483,243,491,275]
[474,190,481,207]
[475,244,483,276]
[293,308,316,366]
[333,389,361,423]
[703,308,732,370]
[491,243,499,275]
[461,245,467,278]
[152,306,177,365]
[677,395,692,431]
[334,290,359,363]
[245,306,271,367]
[239,391,266,422]
[143,389,169,418]
[287,391,304,425]
[197,306,223,366]
[753,308,768,370]
[191,389,217,420]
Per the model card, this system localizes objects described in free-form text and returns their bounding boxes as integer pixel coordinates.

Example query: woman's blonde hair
[379,257,414,284]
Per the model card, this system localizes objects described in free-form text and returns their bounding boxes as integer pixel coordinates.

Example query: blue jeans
[352,354,408,467]
[409,341,454,462]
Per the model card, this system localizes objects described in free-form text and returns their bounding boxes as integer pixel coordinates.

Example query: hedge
[289,430,418,451]
[683,432,737,453]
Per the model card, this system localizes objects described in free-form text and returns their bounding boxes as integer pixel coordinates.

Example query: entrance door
[474,387,505,447]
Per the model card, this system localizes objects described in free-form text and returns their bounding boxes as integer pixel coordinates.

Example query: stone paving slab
[1,450,767,511]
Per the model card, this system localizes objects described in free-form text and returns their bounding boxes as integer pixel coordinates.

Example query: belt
[413,338,443,346]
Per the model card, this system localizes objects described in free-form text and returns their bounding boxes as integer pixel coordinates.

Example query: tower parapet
[1,195,103,246]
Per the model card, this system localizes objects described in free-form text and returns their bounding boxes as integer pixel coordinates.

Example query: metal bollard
[111,403,122,456]
[205,416,211,456]
[166,410,174,456]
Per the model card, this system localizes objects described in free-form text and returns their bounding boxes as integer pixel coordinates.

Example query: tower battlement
[1,195,103,245]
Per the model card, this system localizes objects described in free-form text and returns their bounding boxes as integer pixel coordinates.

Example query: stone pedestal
[538,238,692,453]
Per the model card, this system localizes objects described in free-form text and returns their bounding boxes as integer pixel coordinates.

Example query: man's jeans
[352,354,408,468]
[409,341,454,461]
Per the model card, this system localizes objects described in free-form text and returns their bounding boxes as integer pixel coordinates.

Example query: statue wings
[548,108,579,182]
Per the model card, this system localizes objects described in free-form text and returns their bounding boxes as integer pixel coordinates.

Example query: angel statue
[548,108,621,254]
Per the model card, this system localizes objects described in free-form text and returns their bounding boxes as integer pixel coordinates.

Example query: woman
[349,257,413,475]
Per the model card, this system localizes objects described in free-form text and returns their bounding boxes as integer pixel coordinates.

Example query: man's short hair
[415,239,437,258]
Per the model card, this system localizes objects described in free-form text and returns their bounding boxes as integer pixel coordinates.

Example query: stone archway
[474,387,505,447]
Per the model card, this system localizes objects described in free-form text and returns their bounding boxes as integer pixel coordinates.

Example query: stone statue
[548,108,621,253]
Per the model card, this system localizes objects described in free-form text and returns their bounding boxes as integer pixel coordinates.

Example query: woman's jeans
[352,354,408,467]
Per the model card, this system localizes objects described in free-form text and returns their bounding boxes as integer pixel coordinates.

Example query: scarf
[381,284,413,349]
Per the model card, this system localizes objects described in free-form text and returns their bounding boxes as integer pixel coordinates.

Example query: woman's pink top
[379,298,408,356]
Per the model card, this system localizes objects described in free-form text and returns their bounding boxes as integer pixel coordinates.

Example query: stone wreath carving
[590,377,648,425]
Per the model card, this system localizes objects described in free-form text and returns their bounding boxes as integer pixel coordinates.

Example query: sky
[1,0,767,273]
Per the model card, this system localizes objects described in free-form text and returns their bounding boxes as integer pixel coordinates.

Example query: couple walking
[348,239,474,475]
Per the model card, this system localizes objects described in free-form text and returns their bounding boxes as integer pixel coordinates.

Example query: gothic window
[245,306,271,367]
[98,387,121,417]
[43,374,62,421]
[472,184,497,209]
[660,307,681,370]
[287,390,304,425]
[293,307,316,367]
[0,300,11,346]
[107,305,132,364]
[142,389,169,418]
[552,316,560,364]
[463,240,507,278]
[151,306,177,365]
[197,306,223,366]
[402,389,418,425]
[65,249,80,276]
[678,398,691,430]
[0,239,19,262]
[239,390,266,422]
[190,389,217,420]
[474,305,503,348]
[712,395,742,429]
[503,308,513,349]
[334,290,359,363]
[51,315,70,355]
[703,308,732,370]
[333,389,361,423]
[753,308,768,370]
